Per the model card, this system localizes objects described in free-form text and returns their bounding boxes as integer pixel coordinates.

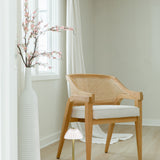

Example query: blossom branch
[17,44,27,67]
[17,0,73,68]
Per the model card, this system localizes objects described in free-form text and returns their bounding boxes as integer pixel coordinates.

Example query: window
[31,0,60,81]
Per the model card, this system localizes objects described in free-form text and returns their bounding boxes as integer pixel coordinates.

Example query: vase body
[18,68,40,160]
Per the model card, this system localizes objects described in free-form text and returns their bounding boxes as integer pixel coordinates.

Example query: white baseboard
[40,131,61,149]
[142,119,160,126]
[118,119,160,126]
[40,119,160,149]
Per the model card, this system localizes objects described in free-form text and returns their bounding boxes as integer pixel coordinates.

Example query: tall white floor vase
[19,68,41,160]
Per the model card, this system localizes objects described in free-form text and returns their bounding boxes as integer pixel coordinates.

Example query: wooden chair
[56,74,143,160]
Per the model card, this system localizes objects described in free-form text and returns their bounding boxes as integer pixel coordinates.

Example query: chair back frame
[66,74,143,106]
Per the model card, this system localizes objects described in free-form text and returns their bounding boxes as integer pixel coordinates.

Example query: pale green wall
[93,0,160,121]
[80,0,94,73]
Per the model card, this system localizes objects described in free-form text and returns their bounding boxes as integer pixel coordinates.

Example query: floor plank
[41,125,160,160]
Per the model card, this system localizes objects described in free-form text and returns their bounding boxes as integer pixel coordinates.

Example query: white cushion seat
[71,105,139,119]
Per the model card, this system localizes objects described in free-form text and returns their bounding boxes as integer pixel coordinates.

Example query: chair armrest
[117,91,143,101]
[70,93,95,104]
[112,76,143,102]
[70,89,95,104]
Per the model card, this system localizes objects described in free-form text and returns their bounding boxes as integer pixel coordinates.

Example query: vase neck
[25,68,32,89]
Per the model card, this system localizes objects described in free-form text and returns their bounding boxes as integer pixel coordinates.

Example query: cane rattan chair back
[67,74,129,104]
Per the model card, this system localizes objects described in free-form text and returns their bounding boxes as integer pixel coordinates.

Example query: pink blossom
[52,51,62,55]
[33,9,37,15]
[31,24,34,29]
[60,26,64,29]
[25,19,28,24]
[68,27,74,31]
[25,12,29,17]
[24,27,28,32]
[58,54,62,58]
[38,21,41,25]
[58,51,62,55]
[27,54,31,59]
[64,27,74,31]
[23,46,27,51]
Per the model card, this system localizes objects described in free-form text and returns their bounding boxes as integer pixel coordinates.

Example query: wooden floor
[41,125,160,160]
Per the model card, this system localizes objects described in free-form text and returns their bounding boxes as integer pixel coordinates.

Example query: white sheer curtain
[17,0,25,97]
[0,0,17,159]
[66,0,133,144]
[66,0,85,74]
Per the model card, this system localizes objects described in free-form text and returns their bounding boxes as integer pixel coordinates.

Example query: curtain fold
[66,0,86,74]
[66,0,133,144]
[0,0,17,159]
[17,0,25,97]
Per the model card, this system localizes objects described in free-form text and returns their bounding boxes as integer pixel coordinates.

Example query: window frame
[31,0,61,81]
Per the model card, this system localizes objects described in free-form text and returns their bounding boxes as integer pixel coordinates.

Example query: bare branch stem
[17,45,27,67]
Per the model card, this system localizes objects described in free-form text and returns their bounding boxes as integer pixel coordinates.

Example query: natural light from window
[32,0,60,80]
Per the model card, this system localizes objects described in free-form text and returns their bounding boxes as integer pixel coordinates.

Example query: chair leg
[105,123,115,153]
[135,118,142,160]
[85,102,93,160]
[56,99,73,159]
